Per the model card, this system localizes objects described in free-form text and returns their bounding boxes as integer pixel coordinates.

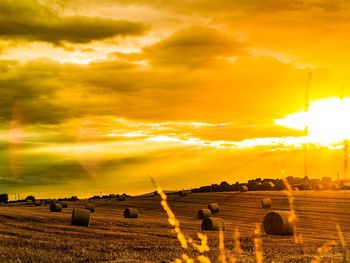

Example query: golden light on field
[275,98,350,145]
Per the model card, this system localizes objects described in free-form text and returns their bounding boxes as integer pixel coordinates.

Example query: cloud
[0,0,147,44]
[106,0,350,13]
[0,59,69,124]
[143,26,243,67]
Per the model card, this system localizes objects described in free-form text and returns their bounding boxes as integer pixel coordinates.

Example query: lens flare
[8,104,23,178]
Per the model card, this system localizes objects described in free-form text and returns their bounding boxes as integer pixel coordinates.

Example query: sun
[275,97,350,144]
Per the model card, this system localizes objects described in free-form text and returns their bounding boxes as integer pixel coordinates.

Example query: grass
[0,191,349,262]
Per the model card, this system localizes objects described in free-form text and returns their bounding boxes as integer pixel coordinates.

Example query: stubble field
[0,191,349,262]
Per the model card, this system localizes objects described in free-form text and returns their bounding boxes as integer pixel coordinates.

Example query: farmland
[0,191,349,262]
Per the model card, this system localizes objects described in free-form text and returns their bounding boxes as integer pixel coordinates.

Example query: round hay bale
[85,203,95,212]
[240,185,248,192]
[124,208,139,218]
[179,190,187,197]
[50,202,62,212]
[208,203,220,214]
[72,208,90,227]
[261,198,272,208]
[201,217,225,231]
[60,201,68,208]
[262,211,294,235]
[315,184,324,191]
[198,208,212,219]
[118,195,126,201]
[332,184,340,190]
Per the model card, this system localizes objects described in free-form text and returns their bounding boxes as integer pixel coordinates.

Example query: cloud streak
[0,0,147,44]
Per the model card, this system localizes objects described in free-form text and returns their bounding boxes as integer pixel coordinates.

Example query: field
[0,191,350,262]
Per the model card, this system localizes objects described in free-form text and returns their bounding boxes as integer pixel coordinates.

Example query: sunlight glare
[275,97,350,144]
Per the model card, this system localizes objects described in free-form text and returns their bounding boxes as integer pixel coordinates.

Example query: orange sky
[0,0,350,198]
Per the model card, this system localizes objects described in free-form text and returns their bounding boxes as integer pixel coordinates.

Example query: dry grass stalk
[311,241,337,263]
[218,228,227,263]
[197,255,212,263]
[254,224,263,263]
[336,224,349,261]
[282,178,303,244]
[188,233,210,254]
[151,178,211,262]
[233,228,242,258]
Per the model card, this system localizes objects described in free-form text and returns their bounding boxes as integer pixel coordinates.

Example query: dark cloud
[143,26,243,67]
[0,55,312,125]
[0,59,69,124]
[0,0,147,44]
[105,0,349,13]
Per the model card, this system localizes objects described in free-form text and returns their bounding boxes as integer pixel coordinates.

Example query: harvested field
[0,191,349,262]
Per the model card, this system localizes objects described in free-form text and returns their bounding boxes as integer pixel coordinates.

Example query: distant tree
[321,176,332,183]
[231,182,240,191]
[70,196,79,201]
[261,181,275,190]
[24,195,35,202]
[293,183,312,190]
[248,180,261,191]
[274,179,286,190]
[118,194,127,201]
[0,194,8,204]
[220,181,231,190]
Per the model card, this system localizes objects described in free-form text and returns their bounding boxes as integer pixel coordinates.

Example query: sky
[1,0,350,199]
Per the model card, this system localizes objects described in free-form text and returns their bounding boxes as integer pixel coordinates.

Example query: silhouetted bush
[25,195,35,202]
[0,194,8,204]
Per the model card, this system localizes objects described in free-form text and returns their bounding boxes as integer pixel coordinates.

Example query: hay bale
[201,217,225,231]
[85,203,95,212]
[198,208,212,219]
[261,198,272,208]
[50,202,62,212]
[315,184,324,190]
[240,185,248,192]
[179,190,187,197]
[71,208,90,227]
[208,203,220,214]
[124,208,139,218]
[262,211,294,235]
[332,184,340,190]
[118,195,126,201]
[60,201,68,208]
